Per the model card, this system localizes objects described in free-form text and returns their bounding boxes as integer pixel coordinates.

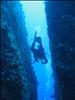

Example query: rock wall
[1,1,37,100]
[45,1,75,100]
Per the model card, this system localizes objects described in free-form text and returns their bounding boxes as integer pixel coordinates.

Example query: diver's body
[31,32,48,64]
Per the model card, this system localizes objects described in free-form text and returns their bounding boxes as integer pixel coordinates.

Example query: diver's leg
[32,53,39,63]
[41,56,48,64]
[32,58,39,64]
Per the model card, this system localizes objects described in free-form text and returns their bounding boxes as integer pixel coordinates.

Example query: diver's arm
[31,32,37,51]
[31,34,36,51]
[34,32,37,39]
[31,39,35,50]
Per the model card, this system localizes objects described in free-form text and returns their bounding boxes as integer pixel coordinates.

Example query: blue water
[20,1,55,100]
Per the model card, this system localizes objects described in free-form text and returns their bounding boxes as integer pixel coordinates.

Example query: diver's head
[36,37,41,43]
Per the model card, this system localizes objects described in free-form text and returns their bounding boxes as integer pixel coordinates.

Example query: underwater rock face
[1,1,37,100]
[45,1,75,100]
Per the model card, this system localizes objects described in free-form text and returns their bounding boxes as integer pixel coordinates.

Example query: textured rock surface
[45,1,75,100]
[1,1,37,100]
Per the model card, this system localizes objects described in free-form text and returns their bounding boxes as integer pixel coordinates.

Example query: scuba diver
[31,31,48,64]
